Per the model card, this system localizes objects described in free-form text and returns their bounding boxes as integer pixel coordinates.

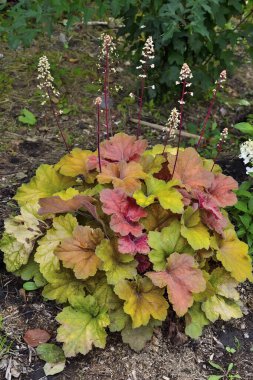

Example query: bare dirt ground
[0,24,253,380]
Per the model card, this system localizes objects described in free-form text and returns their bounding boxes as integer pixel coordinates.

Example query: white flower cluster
[101,34,116,57]
[213,70,227,94]
[165,108,180,138]
[94,96,102,106]
[239,139,253,174]
[176,63,193,105]
[219,127,228,142]
[137,36,155,78]
[37,56,59,105]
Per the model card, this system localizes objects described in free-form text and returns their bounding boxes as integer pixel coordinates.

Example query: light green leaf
[133,176,184,213]
[185,303,210,339]
[95,239,137,285]
[234,122,253,137]
[42,270,86,304]
[148,220,192,270]
[56,295,110,357]
[0,233,33,272]
[43,362,65,376]
[14,164,75,206]
[181,207,210,250]
[18,108,37,126]
[35,214,77,281]
[202,295,242,322]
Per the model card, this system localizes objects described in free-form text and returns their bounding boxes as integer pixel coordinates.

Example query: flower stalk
[95,97,102,173]
[172,63,193,177]
[37,56,70,153]
[196,70,227,150]
[211,127,228,171]
[136,36,155,138]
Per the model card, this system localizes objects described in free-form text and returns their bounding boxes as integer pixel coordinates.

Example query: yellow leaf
[114,276,168,328]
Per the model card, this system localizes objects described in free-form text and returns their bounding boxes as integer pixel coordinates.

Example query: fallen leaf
[24,329,51,347]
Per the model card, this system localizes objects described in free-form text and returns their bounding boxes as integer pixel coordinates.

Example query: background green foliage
[1,0,253,93]
[229,180,253,258]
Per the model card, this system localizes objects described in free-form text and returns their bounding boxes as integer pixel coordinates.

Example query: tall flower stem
[211,128,228,172]
[137,73,146,139]
[172,80,186,177]
[211,143,222,172]
[97,103,102,173]
[47,89,70,153]
[196,83,219,150]
[104,41,110,139]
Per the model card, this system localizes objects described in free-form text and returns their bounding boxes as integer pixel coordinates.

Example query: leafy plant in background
[0,40,252,374]
[229,180,253,258]
[18,108,37,126]
[1,0,253,92]
[208,361,241,380]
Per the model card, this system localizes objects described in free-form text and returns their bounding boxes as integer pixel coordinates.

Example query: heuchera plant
[0,37,252,358]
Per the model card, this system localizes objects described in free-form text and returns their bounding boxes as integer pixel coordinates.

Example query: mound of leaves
[0,133,252,357]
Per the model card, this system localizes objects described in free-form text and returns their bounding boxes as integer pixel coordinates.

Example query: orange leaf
[55,226,104,279]
[97,161,147,195]
[167,148,214,190]
[24,329,51,347]
[146,253,206,316]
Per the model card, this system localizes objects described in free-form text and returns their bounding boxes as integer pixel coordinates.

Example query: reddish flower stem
[47,89,70,153]
[104,42,110,139]
[137,68,146,139]
[196,83,220,150]
[162,124,174,154]
[97,103,102,173]
[172,80,186,178]
[211,141,223,172]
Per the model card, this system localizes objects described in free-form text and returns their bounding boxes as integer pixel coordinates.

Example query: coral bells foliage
[0,133,252,360]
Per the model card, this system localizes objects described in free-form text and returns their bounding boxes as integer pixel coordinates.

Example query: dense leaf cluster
[0,133,252,356]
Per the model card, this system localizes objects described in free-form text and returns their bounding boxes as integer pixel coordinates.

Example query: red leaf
[136,254,152,274]
[208,173,238,207]
[23,329,51,347]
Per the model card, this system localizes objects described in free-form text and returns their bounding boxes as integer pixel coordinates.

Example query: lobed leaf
[114,276,168,328]
[147,253,206,316]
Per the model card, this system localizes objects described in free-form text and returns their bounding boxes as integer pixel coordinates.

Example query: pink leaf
[100,189,147,236]
[167,148,214,190]
[201,211,228,235]
[100,133,147,163]
[118,234,150,255]
[192,189,222,219]
[208,174,238,207]
[146,253,206,316]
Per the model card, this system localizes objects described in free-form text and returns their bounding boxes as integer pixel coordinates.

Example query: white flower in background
[213,69,227,94]
[176,63,193,102]
[179,63,193,82]
[165,108,180,138]
[94,96,102,106]
[219,127,229,142]
[37,56,59,105]
[101,34,116,56]
[239,139,253,174]
[136,36,155,77]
